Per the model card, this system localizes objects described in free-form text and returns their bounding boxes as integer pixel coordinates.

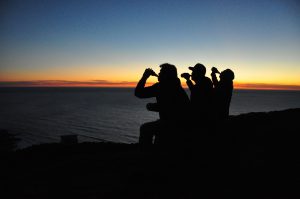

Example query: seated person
[135,63,190,145]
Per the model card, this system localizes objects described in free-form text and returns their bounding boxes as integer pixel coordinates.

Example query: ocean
[1,87,300,149]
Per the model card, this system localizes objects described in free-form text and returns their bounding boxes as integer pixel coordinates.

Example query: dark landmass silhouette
[1,108,300,198]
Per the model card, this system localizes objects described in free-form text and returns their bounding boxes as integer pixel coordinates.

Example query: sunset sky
[1,0,300,89]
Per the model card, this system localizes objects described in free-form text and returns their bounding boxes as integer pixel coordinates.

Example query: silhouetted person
[135,63,190,146]
[211,67,235,121]
[181,63,213,123]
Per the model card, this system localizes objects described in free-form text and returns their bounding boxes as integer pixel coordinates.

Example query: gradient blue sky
[1,0,300,88]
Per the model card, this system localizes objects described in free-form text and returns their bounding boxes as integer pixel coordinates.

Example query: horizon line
[0,80,300,91]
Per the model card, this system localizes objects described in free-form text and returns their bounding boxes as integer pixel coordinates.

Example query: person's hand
[181,73,191,81]
[143,68,157,79]
[211,67,220,74]
[146,103,159,112]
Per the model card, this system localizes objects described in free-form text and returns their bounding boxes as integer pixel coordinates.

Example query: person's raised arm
[181,73,194,91]
[211,67,219,87]
[135,68,158,98]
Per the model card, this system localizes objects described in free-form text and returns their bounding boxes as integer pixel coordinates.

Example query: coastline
[1,108,300,198]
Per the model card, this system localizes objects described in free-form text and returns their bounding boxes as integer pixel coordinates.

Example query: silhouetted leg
[139,120,160,145]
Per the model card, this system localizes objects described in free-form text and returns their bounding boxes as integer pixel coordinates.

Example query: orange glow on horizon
[234,82,300,91]
[0,80,300,90]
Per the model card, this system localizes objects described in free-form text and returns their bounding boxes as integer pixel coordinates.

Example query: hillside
[1,108,300,198]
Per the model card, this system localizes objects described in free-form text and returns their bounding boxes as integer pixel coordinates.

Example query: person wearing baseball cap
[181,63,213,123]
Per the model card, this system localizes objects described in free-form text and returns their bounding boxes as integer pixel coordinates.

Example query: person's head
[189,63,206,81]
[158,63,178,82]
[220,69,235,82]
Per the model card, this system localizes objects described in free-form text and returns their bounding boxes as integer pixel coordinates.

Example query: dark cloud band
[0,80,136,87]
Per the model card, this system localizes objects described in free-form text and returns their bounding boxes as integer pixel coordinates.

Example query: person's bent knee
[140,123,149,133]
[139,122,156,145]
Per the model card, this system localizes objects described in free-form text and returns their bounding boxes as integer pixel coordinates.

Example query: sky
[1,0,300,89]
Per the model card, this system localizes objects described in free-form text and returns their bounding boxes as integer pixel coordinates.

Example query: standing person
[181,63,213,123]
[135,63,190,146]
[211,67,235,121]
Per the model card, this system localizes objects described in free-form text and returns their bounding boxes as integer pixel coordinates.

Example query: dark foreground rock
[1,109,300,198]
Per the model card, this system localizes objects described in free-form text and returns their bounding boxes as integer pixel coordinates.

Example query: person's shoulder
[149,82,159,89]
[152,82,159,87]
[204,77,213,85]
[204,76,212,82]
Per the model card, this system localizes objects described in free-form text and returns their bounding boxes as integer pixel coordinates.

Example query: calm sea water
[1,87,300,148]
